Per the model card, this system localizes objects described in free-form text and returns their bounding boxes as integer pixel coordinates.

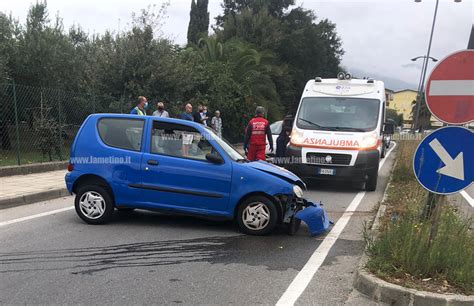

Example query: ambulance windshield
[296,97,380,132]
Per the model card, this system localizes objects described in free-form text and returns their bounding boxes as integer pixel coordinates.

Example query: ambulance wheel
[365,171,378,192]
[237,196,278,235]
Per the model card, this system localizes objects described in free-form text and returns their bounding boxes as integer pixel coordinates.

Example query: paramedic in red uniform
[244,106,273,161]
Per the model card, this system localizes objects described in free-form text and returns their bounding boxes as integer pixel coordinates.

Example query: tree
[278,8,343,110]
[187,0,209,45]
[187,37,283,141]
[216,6,283,51]
[386,108,403,126]
[0,0,345,145]
[215,3,343,113]
[411,93,431,131]
[216,0,295,26]
[0,13,16,82]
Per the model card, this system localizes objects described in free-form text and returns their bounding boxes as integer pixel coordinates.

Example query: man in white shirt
[152,101,170,118]
[211,110,223,138]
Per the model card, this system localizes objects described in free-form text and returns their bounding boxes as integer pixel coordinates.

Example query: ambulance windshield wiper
[298,118,328,129]
[326,126,366,132]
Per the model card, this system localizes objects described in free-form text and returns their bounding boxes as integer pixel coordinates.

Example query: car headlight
[293,185,304,198]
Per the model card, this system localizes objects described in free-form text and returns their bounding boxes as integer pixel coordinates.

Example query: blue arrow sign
[413,126,474,194]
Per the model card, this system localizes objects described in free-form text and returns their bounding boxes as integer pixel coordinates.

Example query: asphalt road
[0,146,396,305]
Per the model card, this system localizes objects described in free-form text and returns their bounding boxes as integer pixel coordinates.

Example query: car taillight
[67,163,74,172]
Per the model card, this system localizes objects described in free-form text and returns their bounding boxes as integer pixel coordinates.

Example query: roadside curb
[0,161,68,177]
[353,153,474,305]
[0,188,70,209]
[354,258,474,306]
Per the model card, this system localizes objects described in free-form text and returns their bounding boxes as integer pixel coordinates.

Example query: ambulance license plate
[318,168,335,176]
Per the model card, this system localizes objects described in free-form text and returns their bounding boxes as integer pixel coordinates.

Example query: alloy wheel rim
[79,191,106,219]
[242,202,270,230]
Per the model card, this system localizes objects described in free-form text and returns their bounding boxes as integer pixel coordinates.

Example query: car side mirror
[384,122,395,135]
[206,152,224,164]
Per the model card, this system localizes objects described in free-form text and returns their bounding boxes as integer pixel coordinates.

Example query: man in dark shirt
[179,103,194,121]
[193,105,205,124]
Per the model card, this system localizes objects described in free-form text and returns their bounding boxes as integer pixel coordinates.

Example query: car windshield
[296,97,380,132]
[270,121,283,135]
[205,127,245,161]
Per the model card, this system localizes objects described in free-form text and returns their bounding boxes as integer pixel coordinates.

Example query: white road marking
[276,142,397,306]
[460,190,474,208]
[0,206,74,227]
[429,80,474,96]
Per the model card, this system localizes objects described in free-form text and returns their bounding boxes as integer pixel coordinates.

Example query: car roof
[89,113,205,130]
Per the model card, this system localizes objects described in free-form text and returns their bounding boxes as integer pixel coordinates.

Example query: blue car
[65,114,308,235]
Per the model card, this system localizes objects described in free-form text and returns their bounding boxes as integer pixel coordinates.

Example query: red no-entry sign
[425,50,474,125]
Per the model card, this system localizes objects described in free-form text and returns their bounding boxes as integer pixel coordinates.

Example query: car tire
[75,185,114,224]
[237,196,278,235]
[365,169,378,192]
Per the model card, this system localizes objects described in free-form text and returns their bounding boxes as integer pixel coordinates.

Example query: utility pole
[412,0,439,133]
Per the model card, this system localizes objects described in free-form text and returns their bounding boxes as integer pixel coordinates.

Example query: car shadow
[0,220,322,276]
[111,209,315,237]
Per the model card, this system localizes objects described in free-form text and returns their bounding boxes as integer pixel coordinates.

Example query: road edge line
[276,142,397,306]
[460,190,474,208]
[0,206,74,227]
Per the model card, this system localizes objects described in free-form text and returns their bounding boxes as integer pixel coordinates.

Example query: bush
[364,141,474,295]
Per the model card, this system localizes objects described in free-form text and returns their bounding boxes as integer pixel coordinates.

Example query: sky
[1,0,473,90]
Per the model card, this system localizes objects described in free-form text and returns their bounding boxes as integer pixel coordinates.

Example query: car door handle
[147,159,159,166]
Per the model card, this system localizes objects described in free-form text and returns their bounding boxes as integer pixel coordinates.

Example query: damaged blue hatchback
[65,114,325,235]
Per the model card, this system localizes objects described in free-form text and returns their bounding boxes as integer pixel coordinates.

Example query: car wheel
[365,170,378,192]
[237,196,278,235]
[75,185,114,224]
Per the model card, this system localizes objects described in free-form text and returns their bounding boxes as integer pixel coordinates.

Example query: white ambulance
[286,73,393,191]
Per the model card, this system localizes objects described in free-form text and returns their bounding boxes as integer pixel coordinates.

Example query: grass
[364,140,474,295]
[0,148,70,167]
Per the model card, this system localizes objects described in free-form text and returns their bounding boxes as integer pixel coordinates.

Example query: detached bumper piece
[295,201,332,236]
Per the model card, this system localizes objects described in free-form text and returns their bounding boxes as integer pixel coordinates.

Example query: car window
[97,118,144,151]
[151,121,217,161]
[270,121,283,135]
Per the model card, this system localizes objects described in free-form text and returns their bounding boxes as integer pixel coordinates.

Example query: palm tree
[195,37,283,120]
[197,37,223,62]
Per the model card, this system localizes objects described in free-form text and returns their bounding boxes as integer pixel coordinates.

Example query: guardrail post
[12,81,21,165]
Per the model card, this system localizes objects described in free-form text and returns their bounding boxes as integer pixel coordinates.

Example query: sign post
[414,50,474,217]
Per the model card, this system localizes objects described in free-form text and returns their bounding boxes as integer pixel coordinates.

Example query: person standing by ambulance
[244,106,273,161]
